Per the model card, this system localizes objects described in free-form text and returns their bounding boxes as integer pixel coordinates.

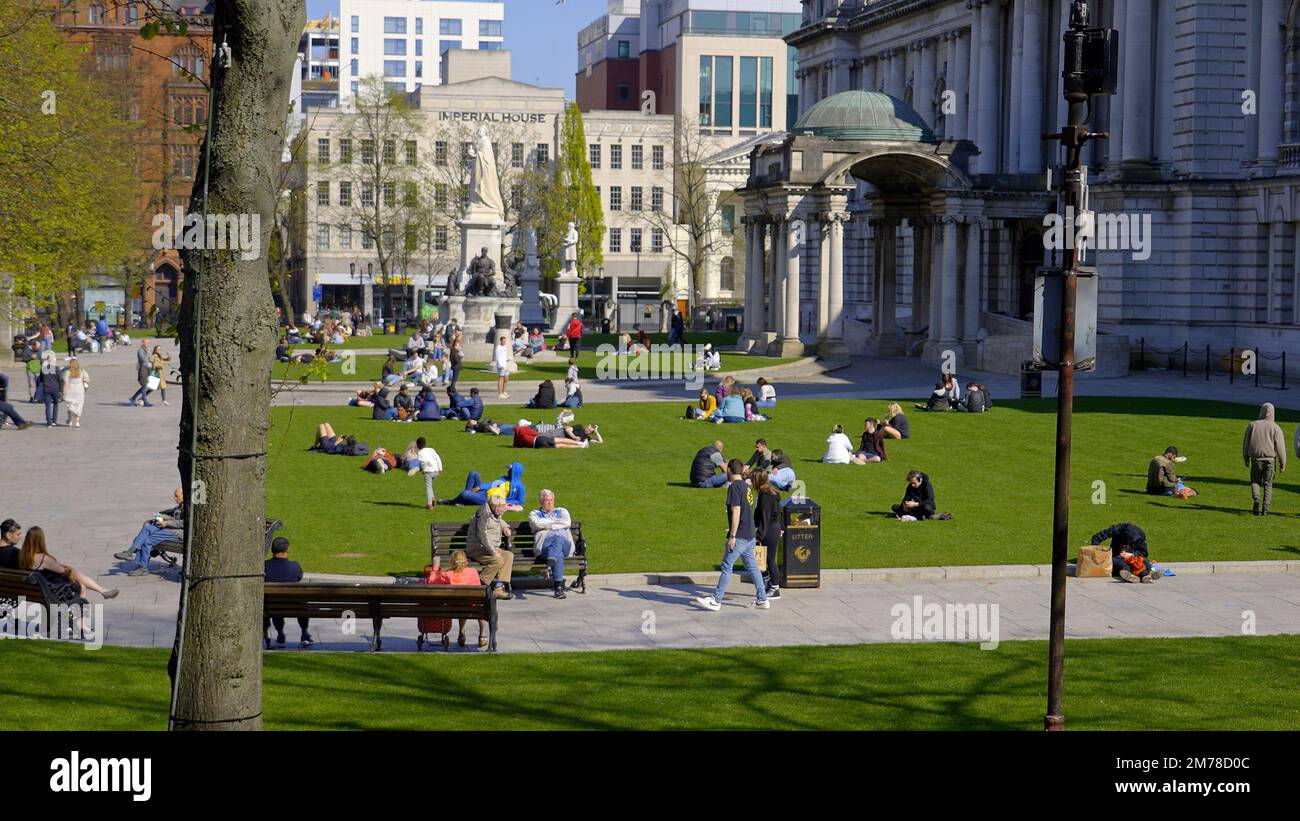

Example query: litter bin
[781,499,821,589]
[1020,360,1042,399]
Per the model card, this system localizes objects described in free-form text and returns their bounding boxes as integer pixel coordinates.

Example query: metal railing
[1133,338,1289,390]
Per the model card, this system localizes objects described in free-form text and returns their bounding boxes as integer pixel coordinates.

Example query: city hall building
[733,0,1300,374]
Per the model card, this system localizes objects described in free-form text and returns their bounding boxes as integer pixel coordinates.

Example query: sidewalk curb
[305,559,1300,587]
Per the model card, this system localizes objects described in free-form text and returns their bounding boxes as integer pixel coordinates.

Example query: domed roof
[793,91,936,142]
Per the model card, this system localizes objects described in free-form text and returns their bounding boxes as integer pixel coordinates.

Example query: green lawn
[272,349,798,384]
[288,331,740,353]
[2,635,1296,730]
[266,397,1300,577]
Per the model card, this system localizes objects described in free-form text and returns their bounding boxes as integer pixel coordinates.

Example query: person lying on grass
[362,447,398,474]
[512,422,602,449]
[1090,522,1162,583]
[446,462,526,509]
[348,383,381,408]
[309,423,367,455]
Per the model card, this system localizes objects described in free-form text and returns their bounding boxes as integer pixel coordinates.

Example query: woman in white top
[419,358,439,387]
[822,424,854,464]
[492,335,511,399]
[756,377,777,408]
[61,357,90,427]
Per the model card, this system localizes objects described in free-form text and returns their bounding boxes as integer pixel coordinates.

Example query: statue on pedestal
[469,125,504,220]
[500,254,520,298]
[465,247,499,297]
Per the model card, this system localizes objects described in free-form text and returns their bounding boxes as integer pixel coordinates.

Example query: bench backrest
[0,567,53,608]
[263,581,492,621]
[429,520,584,561]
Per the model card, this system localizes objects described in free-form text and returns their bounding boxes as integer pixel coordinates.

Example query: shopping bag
[1075,545,1112,578]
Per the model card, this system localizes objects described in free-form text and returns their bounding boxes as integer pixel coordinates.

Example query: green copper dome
[793,90,936,142]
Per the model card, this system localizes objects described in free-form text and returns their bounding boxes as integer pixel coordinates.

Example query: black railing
[1133,338,1289,390]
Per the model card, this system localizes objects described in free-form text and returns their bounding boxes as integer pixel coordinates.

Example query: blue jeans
[769,467,796,491]
[0,400,26,426]
[713,537,766,603]
[132,523,176,568]
[450,469,489,506]
[696,474,728,488]
[755,399,776,409]
[43,393,59,424]
[536,531,574,580]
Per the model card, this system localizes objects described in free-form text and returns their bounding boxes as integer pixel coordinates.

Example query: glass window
[440,19,462,36]
[630,187,643,211]
[384,39,406,55]
[362,230,373,249]
[440,40,461,54]
[630,228,643,253]
[415,18,423,35]
[739,56,758,129]
[361,139,375,164]
[415,40,422,56]
[350,58,358,76]
[480,20,502,37]
[652,228,664,253]
[435,141,447,165]
[361,183,374,207]
[316,223,330,250]
[351,15,359,33]
[693,10,728,33]
[610,144,622,170]
[317,138,330,163]
[338,138,352,163]
[652,145,664,170]
[618,40,630,59]
[536,144,549,165]
[382,140,396,164]
[339,225,352,249]
[760,57,774,129]
[609,228,621,253]
[415,61,422,78]
[383,17,407,34]
[618,82,630,100]
[383,183,395,207]
[435,225,448,251]
[652,186,664,212]
[631,144,643,170]
[714,56,733,129]
[721,205,736,235]
[351,80,358,95]
[512,143,524,168]
[589,144,601,168]
[405,141,417,165]
[720,257,735,291]
[609,186,622,211]
[316,182,330,207]
[481,41,503,51]
[383,60,406,77]
[350,37,358,53]
[338,181,351,206]
[699,55,713,126]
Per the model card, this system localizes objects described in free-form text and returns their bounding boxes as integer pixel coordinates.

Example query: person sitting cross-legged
[263,537,314,648]
[690,440,728,487]
[528,489,575,599]
[1147,445,1195,499]
[114,487,185,576]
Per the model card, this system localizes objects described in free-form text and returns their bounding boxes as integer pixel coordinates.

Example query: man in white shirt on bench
[528,489,574,600]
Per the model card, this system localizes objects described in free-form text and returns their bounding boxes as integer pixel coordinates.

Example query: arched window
[173,45,205,80]
[122,4,139,24]
[720,257,735,292]
[93,41,129,72]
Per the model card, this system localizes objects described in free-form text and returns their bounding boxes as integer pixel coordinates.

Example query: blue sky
[306,0,607,96]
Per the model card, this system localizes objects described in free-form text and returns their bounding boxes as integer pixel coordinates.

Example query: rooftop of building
[793,90,935,142]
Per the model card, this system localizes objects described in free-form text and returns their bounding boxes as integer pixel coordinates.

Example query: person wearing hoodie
[447,462,526,510]
[892,471,937,520]
[1090,522,1160,583]
[1243,402,1287,516]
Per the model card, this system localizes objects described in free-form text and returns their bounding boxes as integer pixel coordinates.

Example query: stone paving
[3,341,1298,654]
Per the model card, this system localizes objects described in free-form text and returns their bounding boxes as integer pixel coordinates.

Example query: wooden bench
[429,519,588,593]
[153,518,284,566]
[263,581,497,651]
[0,567,85,623]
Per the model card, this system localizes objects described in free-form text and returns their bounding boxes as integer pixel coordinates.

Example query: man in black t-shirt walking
[695,459,770,611]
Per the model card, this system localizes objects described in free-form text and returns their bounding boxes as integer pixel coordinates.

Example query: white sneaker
[695,595,721,611]
[752,599,771,609]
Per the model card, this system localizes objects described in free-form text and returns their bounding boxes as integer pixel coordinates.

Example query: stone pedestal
[550,271,581,335]
[863,332,906,356]
[439,295,522,362]
[769,336,806,357]
[519,252,544,326]
[817,338,850,360]
[457,204,506,293]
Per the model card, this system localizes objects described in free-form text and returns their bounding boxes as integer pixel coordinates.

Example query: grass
[271,348,798,384]
[288,331,740,352]
[2,635,1297,730]
[265,397,1300,577]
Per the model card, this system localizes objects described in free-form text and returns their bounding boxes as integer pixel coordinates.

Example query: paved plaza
[3,342,1298,654]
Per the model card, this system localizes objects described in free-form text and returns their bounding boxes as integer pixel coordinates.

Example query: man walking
[1243,402,1287,516]
[128,338,153,406]
[0,374,32,430]
[407,436,442,509]
[528,489,574,599]
[695,459,770,611]
[467,495,514,599]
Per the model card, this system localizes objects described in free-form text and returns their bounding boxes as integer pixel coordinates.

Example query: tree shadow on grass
[1270,545,1300,555]
[1001,396,1300,422]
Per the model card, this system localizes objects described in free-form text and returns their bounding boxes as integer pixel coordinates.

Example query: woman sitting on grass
[755,377,777,409]
[371,386,398,421]
[712,386,746,424]
[689,387,718,420]
[527,328,545,356]
[393,384,417,421]
[416,386,443,421]
[823,424,854,464]
[883,403,910,440]
[381,355,401,386]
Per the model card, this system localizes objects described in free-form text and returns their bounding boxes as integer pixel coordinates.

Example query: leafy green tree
[537,103,604,279]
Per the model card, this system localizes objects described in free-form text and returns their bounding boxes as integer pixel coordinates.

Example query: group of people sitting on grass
[525,358,583,409]
[511,322,547,360]
[1,518,118,601]
[691,439,796,492]
[351,383,486,423]
[686,376,778,423]
[823,403,912,465]
[915,373,993,413]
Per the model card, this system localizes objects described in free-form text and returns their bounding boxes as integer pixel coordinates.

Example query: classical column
[939,215,960,355]
[929,219,943,339]
[1121,0,1153,163]
[816,217,831,339]
[777,216,803,355]
[877,221,898,338]
[963,217,984,346]
[889,47,907,99]
[1008,0,1026,172]
[828,213,846,341]
[912,219,929,333]
[967,1,983,140]
[740,219,764,346]
[974,0,1002,174]
[1018,0,1045,173]
[1258,0,1285,166]
[863,56,878,92]
[949,29,969,141]
[914,38,936,127]
[769,218,783,336]
[832,58,851,94]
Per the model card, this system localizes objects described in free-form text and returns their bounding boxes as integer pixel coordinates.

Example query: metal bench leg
[370,615,383,652]
[575,567,587,594]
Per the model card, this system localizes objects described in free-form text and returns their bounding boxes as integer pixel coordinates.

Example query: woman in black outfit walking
[447,333,464,389]
[751,469,784,598]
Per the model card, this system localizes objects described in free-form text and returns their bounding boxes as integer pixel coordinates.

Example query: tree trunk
[172,0,304,732]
